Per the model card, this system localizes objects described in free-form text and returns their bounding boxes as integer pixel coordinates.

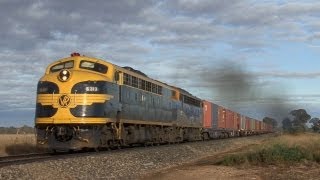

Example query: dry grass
[275,133,320,147]
[218,133,320,166]
[0,134,45,156]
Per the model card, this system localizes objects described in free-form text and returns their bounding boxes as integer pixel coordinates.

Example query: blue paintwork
[118,85,202,126]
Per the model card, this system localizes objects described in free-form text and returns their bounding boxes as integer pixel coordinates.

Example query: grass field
[218,133,320,166]
[0,134,44,156]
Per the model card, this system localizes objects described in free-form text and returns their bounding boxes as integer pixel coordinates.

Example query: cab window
[50,61,74,73]
[80,60,108,74]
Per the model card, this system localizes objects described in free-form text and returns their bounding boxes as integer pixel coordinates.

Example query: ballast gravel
[0,135,270,180]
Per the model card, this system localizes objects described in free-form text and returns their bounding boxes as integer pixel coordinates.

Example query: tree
[283,109,311,133]
[263,117,278,128]
[282,117,292,132]
[309,117,320,132]
[290,109,311,125]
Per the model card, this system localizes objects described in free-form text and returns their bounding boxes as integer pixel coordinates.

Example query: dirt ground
[145,159,320,180]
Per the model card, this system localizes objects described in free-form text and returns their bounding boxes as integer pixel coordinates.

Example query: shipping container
[262,122,266,130]
[235,113,241,130]
[218,106,226,129]
[202,101,269,132]
[255,120,259,131]
[212,103,219,129]
[258,121,262,131]
[245,117,251,130]
[202,100,219,129]
[226,109,235,129]
[240,115,246,130]
[203,101,212,128]
[251,119,256,130]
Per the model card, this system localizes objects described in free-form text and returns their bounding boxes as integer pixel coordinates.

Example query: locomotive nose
[58,69,72,82]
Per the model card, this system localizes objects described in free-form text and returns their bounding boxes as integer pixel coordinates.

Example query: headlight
[58,69,71,82]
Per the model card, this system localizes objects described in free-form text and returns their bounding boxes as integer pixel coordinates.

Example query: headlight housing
[58,69,71,82]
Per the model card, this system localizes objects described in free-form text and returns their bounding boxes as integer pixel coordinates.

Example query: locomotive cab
[35,53,120,151]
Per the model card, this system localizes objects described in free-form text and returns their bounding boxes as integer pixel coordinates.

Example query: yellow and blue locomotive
[35,53,203,151]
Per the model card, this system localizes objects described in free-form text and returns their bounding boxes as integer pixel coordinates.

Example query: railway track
[0,141,206,167]
[0,149,115,167]
[0,150,105,167]
[0,153,57,167]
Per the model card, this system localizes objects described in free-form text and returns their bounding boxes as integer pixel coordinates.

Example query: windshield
[50,60,74,73]
[80,60,108,74]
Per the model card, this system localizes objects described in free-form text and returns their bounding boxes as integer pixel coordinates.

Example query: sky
[1,0,320,127]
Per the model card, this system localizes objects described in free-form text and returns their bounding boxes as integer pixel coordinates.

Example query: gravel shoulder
[0,135,272,180]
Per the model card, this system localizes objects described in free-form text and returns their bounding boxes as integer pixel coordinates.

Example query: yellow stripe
[37,94,113,108]
[36,117,108,124]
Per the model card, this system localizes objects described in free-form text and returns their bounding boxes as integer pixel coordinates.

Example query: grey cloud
[2,0,319,53]
[0,0,155,51]
[2,0,320,51]
[159,0,320,47]
[164,0,242,16]
[256,72,320,79]
[151,34,211,45]
[278,2,320,17]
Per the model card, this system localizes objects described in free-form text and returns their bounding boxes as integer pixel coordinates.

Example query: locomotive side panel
[120,85,174,122]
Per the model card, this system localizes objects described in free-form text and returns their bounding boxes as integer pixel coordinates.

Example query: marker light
[71,52,80,57]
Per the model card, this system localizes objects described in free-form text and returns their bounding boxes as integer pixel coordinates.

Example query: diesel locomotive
[35,53,272,151]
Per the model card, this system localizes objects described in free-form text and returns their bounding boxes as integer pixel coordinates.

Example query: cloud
[0,0,155,51]
[256,71,320,79]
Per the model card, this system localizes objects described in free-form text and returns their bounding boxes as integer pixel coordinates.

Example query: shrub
[218,134,320,166]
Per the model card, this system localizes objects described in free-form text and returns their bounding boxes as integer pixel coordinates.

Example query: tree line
[264,108,319,134]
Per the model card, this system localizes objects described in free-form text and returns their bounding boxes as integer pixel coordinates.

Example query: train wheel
[202,133,209,141]
[51,149,57,154]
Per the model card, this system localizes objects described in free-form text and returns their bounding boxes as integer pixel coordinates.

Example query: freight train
[35,53,272,151]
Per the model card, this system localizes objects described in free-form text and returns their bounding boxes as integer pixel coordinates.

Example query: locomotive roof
[122,66,148,77]
[52,53,202,101]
